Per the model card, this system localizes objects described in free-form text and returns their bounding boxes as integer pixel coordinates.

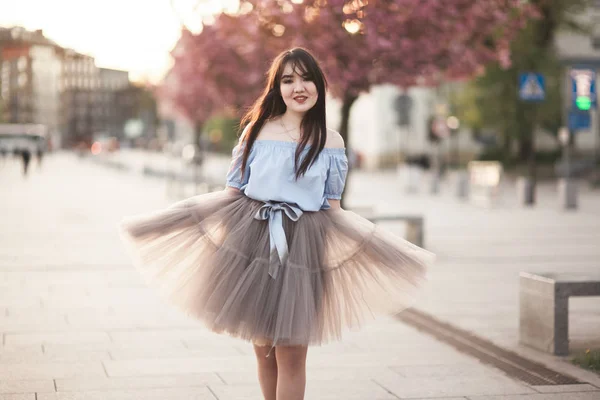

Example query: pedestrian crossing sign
[519,73,545,102]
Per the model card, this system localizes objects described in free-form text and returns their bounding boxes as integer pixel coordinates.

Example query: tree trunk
[339,94,358,146]
[338,93,358,209]
[517,107,538,205]
[517,106,536,164]
[194,121,203,150]
[518,135,533,163]
[502,130,513,165]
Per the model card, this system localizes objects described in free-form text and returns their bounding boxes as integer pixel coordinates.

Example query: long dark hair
[239,47,328,179]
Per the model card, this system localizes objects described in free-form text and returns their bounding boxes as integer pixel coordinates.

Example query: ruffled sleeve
[324,151,348,200]
[225,141,250,189]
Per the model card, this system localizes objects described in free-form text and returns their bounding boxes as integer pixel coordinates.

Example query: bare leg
[275,345,308,400]
[254,344,278,400]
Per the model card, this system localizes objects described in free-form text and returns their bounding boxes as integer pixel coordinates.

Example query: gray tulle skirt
[119,190,434,346]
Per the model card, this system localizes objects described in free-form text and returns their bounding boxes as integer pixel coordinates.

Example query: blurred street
[0,152,599,399]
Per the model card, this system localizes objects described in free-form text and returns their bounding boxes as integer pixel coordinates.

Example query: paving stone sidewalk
[0,153,598,399]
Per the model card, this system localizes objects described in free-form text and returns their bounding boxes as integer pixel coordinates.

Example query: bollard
[405,165,420,193]
[558,178,578,210]
[430,172,440,194]
[516,176,535,206]
[557,127,577,210]
[455,170,469,199]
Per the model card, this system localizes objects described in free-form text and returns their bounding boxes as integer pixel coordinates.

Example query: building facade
[1,25,158,149]
[326,85,482,170]
[60,49,100,147]
[95,68,130,142]
[0,27,62,137]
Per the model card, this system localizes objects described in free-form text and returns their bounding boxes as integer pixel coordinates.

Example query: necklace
[279,118,300,142]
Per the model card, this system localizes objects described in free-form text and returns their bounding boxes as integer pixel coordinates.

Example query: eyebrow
[282,73,310,79]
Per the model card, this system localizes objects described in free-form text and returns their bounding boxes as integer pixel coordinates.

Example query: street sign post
[517,72,545,206]
[568,110,591,131]
[569,67,599,163]
[570,68,596,111]
[519,73,546,102]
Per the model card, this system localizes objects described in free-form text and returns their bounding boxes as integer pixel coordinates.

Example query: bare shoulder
[254,118,280,140]
[325,128,345,149]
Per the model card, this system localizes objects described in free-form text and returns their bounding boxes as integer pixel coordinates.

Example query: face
[279,62,318,114]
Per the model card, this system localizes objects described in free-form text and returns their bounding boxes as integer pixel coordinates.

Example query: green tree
[454,0,590,165]
[203,114,240,153]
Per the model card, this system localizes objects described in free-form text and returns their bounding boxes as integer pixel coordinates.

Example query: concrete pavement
[0,152,599,399]
[348,168,600,355]
[96,148,600,354]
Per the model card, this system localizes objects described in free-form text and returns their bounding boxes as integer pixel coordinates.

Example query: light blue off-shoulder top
[225,139,348,280]
[225,140,348,211]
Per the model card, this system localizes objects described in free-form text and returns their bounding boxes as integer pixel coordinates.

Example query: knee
[254,345,277,370]
[275,346,307,374]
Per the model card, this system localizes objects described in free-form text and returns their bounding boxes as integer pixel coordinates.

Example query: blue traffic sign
[570,67,596,110]
[568,110,591,131]
[519,73,545,102]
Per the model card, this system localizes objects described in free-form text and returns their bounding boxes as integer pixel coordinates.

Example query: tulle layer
[120,190,434,346]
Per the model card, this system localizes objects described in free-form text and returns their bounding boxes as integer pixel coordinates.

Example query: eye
[302,75,313,81]
[282,79,293,84]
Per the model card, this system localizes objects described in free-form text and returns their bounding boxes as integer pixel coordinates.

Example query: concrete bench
[519,272,600,356]
[367,214,424,248]
[350,207,424,248]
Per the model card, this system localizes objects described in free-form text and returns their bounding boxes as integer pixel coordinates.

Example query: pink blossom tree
[247,0,537,146]
[166,0,536,150]
[164,11,285,132]
[161,28,216,139]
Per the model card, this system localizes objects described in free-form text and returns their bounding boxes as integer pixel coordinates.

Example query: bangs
[289,59,310,78]
[279,52,320,82]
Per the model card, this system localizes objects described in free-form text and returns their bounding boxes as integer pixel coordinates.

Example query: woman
[120,47,434,400]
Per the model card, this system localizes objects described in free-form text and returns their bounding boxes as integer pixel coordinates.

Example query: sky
[0,0,232,83]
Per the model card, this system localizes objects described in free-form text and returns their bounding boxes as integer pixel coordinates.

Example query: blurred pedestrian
[36,143,45,169]
[21,147,31,177]
[120,48,434,400]
[0,147,7,166]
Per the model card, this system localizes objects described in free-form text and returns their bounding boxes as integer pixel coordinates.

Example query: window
[18,56,27,71]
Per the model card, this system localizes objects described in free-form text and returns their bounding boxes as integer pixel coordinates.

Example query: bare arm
[324,129,345,210]
[328,199,342,209]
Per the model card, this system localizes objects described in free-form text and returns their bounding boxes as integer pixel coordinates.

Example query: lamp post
[446,116,460,168]
[181,143,194,195]
[447,116,468,199]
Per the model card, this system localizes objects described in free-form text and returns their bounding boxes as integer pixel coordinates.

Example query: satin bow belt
[253,201,303,279]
